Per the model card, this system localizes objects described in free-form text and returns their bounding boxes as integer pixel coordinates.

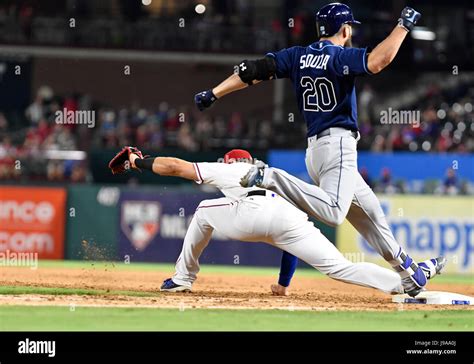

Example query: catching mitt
[108,146,145,174]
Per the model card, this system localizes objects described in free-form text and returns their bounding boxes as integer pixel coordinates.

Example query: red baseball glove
[108,146,145,175]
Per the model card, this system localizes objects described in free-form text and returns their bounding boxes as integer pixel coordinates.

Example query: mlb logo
[121,201,161,251]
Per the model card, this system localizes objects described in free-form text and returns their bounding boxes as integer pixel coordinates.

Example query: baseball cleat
[160,278,191,292]
[402,256,447,297]
[399,255,427,297]
[240,164,265,187]
[402,269,426,297]
[419,256,447,280]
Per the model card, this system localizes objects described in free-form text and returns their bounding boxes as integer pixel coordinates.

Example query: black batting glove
[194,89,217,111]
[398,7,421,32]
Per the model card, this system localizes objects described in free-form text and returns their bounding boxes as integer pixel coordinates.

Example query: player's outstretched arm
[130,153,198,181]
[367,7,421,74]
[194,56,276,111]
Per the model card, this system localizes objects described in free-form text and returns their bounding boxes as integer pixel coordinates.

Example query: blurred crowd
[0,1,472,191]
[0,0,286,53]
[360,166,470,195]
[0,82,472,192]
[0,86,88,182]
[94,103,276,152]
[0,0,472,66]
[357,84,474,153]
[0,84,279,183]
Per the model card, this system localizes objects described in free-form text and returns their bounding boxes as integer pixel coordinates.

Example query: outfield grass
[0,305,472,331]
[0,286,159,297]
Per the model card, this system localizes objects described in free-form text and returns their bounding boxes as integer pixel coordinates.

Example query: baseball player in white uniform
[116,147,440,295]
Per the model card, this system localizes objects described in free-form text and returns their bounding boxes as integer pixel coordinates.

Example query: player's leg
[169,196,273,289]
[272,219,403,294]
[346,173,437,296]
[258,135,358,226]
[168,197,232,290]
[171,210,214,289]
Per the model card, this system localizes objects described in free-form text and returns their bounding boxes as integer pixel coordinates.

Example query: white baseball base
[392,291,473,305]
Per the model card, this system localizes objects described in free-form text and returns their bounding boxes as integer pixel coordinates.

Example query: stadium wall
[0,183,334,267]
[1,184,472,273]
[65,185,118,260]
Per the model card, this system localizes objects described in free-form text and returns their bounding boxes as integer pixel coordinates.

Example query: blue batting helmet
[316,3,361,37]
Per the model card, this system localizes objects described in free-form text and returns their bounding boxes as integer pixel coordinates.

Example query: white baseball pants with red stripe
[172,194,403,294]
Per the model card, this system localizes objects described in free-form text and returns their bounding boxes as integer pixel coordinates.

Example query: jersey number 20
[300,76,337,112]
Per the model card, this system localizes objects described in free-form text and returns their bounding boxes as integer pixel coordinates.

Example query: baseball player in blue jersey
[194,3,446,297]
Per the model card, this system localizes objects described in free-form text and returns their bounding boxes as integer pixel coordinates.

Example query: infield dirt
[0,265,472,311]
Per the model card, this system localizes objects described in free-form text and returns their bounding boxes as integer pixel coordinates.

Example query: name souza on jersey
[300,54,330,70]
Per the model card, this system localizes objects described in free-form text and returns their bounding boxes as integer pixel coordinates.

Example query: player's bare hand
[271,283,289,296]
[129,153,139,169]
[194,89,217,111]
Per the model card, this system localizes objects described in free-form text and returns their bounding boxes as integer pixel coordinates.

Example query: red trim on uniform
[193,163,204,184]
[196,203,230,210]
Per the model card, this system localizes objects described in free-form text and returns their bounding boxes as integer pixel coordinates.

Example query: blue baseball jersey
[267,40,372,137]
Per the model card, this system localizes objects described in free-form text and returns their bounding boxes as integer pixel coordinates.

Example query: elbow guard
[237,56,276,85]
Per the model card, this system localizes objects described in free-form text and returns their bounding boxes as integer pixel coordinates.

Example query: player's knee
[326,210,346,226]
[334,214,346,226]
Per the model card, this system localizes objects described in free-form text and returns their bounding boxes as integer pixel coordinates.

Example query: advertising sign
[338,196,474,274]
[0,187,67,259]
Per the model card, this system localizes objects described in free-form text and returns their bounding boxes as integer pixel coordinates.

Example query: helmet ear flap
[316,21,328,38]
[317,21,352,39]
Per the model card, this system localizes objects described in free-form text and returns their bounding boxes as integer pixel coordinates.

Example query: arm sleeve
[266,47,296,79]
[193,162,236,189]
[278,251,298,287]
[193,162,223,185]
[193,163,205,184]
[334,47,372,76]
